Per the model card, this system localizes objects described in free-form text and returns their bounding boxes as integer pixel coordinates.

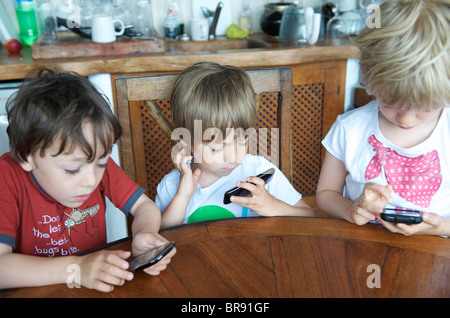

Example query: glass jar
[134,0,155,37]
[34,0,58,43]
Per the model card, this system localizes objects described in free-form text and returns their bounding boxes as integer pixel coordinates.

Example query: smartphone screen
[380,208,423,224]
[128,241,175,272]
[223,168,275,204]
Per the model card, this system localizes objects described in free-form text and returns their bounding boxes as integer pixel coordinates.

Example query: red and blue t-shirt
[0,152,144,257]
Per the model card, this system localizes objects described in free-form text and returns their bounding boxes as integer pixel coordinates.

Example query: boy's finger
[192,168,202,180]
[104,250,132,270]
[180,155,193,169]
[246,176,266,186]
[236,180,257,193]
[102,265,133,283]
[93,280,116,293]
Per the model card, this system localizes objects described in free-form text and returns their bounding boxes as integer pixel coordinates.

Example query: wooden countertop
[0,34,358,81]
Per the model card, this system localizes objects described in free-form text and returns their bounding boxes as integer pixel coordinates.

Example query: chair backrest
[115,67,293,200]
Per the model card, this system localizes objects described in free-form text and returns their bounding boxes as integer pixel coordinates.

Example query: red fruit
[5,39,22,53]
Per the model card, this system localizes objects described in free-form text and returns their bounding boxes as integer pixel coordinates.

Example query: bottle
[164,0,180,41]
[239,0,253,35]
[15,0,38,46]
[134,0,155,37]
[34,0,57,43]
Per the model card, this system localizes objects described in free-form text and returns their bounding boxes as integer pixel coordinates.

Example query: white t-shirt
[322,101,450,217]
[155,154,302,224]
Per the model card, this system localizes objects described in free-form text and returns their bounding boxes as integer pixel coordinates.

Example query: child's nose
[227,141,246,163]
[397,111,416,126]
[80,167,97,188]
[225,147,236,163]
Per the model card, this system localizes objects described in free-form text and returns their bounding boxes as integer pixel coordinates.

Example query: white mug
[190,18,209,41]
[91,16,125,43]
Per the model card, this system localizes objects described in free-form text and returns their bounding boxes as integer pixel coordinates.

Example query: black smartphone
[128,241,175,272]
[223,168,275,205]
[380,207,423,224]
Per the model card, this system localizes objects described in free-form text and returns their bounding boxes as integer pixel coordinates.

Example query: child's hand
[131,232,176,276]
[380,212,444,236]
[77,249,133,293]
[230,175,277,216]
[174,148,201,198]
[351,183,393,225]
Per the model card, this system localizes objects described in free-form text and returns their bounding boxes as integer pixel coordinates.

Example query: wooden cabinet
[288,60,346,197]
[111,59,347,202]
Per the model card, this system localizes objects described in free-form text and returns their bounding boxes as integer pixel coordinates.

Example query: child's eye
[210,147,222,154]
[207,144,223,152]
[98,163,108,169]
[64,169,80,175]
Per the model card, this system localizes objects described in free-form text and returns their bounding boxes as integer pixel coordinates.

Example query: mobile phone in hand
[223,168,275,205]
[380,207,423,224]
[128,241,175,272]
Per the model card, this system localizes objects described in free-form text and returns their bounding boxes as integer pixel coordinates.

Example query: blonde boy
[156,62,314,226]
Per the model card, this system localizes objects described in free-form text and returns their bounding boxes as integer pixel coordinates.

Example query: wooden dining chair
[114,67,294,201]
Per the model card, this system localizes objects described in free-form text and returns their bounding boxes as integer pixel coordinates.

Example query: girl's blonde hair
[170,62,256,142]
[352,0,449,109]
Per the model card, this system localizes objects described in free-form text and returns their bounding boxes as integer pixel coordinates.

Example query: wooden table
[1,217,449,298]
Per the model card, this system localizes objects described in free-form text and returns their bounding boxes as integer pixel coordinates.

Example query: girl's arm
[316,151,393,224]
[316,150,355,222]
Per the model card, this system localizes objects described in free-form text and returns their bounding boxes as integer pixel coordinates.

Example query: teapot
[279,7,321,44]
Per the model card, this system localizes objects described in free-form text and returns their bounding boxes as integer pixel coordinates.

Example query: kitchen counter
[0,34,358,81]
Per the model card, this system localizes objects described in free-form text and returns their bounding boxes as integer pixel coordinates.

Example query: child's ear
[19,155,34,172]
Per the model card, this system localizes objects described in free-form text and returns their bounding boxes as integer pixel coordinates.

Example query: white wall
[345,58,360,111]
[88,74,128,242]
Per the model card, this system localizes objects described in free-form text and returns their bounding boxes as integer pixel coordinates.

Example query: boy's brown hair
[6,68,122,163]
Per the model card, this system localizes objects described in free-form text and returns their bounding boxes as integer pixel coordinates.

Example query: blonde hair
[352,0,449,109]
[170,62,256,142]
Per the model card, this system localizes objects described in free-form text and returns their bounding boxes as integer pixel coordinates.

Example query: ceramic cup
[190,18,209,41]
[91,15,125,43]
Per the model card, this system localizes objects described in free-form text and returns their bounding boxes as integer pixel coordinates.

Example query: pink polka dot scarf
[365,135,442,208]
